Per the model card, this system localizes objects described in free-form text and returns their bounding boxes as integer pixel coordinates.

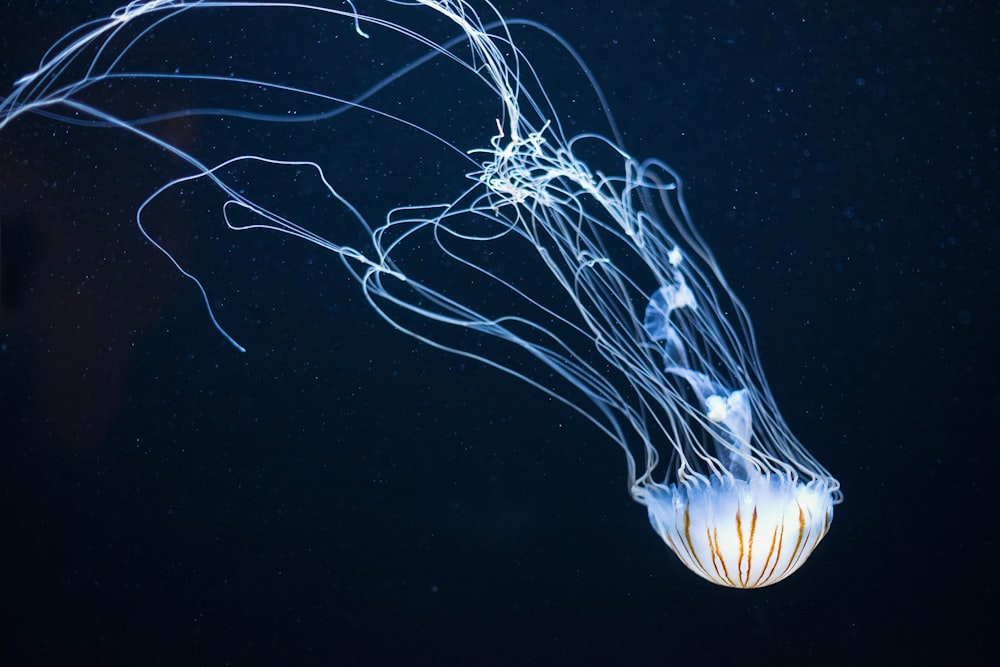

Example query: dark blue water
[1,1,995,664]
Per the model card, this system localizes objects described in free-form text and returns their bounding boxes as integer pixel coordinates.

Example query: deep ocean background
[1,1,996,664]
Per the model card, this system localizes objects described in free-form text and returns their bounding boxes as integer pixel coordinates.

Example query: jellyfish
[0,0,841,587]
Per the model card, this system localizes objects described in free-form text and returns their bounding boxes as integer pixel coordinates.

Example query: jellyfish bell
[638,473,835,589]
[0,0,841,587]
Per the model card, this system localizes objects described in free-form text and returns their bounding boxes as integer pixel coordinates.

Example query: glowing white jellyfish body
[0,0,841,587]
[639,273,836,587]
